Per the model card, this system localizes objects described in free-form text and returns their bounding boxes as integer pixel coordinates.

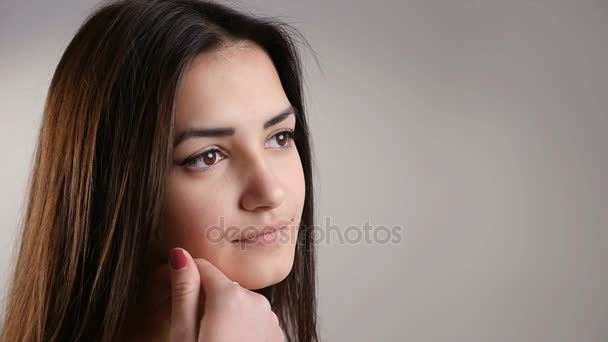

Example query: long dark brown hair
[0,0,319,340]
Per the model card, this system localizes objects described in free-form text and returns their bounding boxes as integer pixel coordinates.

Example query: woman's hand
[167,247,285,342]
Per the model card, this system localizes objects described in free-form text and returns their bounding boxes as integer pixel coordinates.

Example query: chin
[235,252,295,290]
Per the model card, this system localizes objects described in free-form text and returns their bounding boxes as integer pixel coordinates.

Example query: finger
[192,258,234,295]
[169,247,200,341]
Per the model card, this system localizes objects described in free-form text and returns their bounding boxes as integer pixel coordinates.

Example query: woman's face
[158,41,305,290]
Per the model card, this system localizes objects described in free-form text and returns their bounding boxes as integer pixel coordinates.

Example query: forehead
[174,41,291,131]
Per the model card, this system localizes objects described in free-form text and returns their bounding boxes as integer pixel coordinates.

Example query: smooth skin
[157,39,304,290]
[124,248,286,341]
[121,40,303,340]
[169,248,285,341]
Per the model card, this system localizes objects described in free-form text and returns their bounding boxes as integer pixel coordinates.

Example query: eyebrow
[173,105,296,148]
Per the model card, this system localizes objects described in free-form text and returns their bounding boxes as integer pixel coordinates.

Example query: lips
[231,220,290,242]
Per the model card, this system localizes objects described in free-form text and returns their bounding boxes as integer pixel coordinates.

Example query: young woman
[0,0,319,341]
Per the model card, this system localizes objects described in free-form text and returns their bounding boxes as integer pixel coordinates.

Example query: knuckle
[220,286,243,310]
[222,282,241,298]
[253,293,271,310]
[270,312,280,325]
[171,280,197,302]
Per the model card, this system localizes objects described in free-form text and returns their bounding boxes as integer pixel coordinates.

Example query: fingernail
[169,248,187,270]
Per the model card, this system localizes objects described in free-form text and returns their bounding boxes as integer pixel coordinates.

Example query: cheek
[159,148,305,259]
[160,174,231,255]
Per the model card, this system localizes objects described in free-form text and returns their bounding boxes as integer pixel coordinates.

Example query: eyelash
[180,129,295,171]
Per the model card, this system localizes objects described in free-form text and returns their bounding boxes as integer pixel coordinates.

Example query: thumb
[169,247,200,341]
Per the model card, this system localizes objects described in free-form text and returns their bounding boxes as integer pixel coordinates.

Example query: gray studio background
[1,0,607,341]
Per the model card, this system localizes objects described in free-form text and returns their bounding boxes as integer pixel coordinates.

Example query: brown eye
[182,148,225,170]
[276,133,288,146]
[202,150,217,164]
[266,130,294,149]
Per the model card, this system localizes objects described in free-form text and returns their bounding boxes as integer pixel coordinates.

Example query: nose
[239,156,285,212]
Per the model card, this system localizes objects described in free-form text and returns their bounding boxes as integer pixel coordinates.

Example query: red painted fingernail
[169,248,187,270]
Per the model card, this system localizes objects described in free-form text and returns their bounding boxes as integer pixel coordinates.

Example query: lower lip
[235,226,288,247]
